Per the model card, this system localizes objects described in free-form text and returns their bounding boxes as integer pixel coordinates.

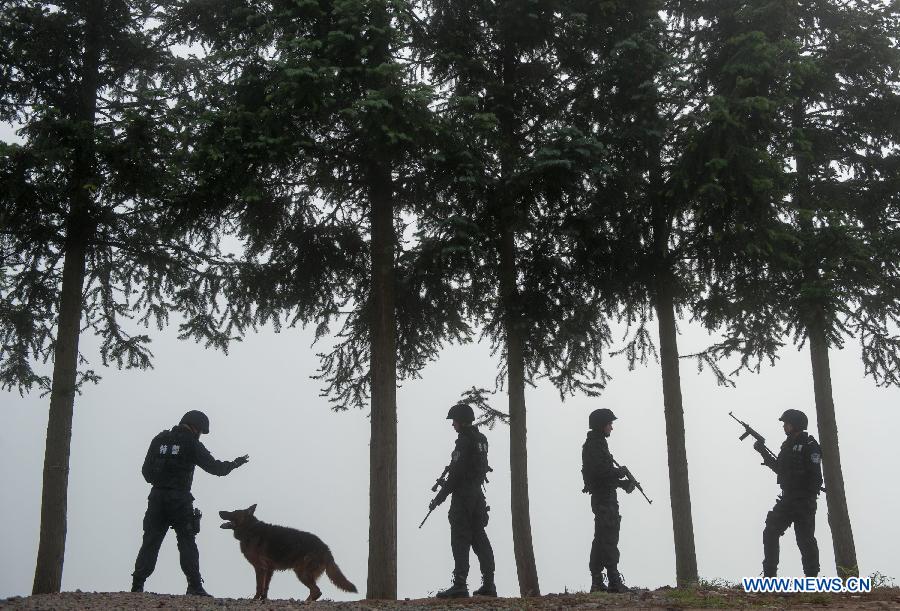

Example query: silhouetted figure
[131,410,249,596]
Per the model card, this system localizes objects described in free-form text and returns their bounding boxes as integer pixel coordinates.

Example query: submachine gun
[613,459,652,505]
[418,465,450,529]
[728,411,778,465]
[728,411,826,493]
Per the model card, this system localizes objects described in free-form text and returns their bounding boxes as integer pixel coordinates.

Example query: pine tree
[167,0,459,597]
[0,0,235,593]
[693,0,900,579]
[413,0,676,593]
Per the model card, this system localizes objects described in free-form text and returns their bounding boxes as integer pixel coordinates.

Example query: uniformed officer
[131,410,249,596]
[582,408,635,593]
[430,403,496,598]
[754,408,822,577]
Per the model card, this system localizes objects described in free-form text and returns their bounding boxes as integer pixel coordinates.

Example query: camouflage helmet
[180,410,210,434]
[589,408,617,430]
[779,409,808,431]
[446,403,475,423]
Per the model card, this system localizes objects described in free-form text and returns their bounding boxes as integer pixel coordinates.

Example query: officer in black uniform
[430,403,495,598]
[754,408,822,577]
[131,410,249,596]
[582,408,635,593]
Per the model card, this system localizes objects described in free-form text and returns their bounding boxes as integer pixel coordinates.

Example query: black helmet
[779,409,808,431]
[180,410,210,434]
[446,403,475,422]
[589,408,617,430]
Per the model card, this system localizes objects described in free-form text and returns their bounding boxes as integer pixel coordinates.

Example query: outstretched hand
[233,454,250,468]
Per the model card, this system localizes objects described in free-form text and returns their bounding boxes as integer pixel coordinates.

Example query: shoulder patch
[810,453,821,464]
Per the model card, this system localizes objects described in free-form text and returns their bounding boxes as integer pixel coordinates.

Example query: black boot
[607,568,631,593]
[472,574,497,597]
[590,572,607,593]
[186,581,212,597]
[130,579,144,593]
[436,575,469,598]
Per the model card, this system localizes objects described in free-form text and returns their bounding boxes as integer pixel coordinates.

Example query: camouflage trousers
[763,495,819,577]
[589,497,620,574]
[449,491,494,580]
[132,488,201,585]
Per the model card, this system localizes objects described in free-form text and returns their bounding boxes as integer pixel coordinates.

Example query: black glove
[614,465,629,478]
[620,479,636,494]
[752,440,765,453]
[232,454,250,468]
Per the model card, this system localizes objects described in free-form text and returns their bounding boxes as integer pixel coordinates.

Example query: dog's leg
[253,564,265,600]
[294,569,322,602]
[262,568,274,600]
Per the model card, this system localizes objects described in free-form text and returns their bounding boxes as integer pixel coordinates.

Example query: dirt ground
[2,587,899,610]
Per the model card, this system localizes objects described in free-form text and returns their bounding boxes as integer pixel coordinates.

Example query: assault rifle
[418,465,450,529]
[729,411,826,493]
[728,411,778,465]
[613,459,652,505]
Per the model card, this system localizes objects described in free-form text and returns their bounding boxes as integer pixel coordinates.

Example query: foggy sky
[2,315,898,600]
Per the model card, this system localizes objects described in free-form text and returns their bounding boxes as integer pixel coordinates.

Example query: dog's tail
[325,557,357,593]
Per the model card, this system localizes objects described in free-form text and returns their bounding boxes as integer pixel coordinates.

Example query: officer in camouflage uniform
[754,408,823,577]
[131,410,249,596]
[582,408,635,593]
[430,403,496,598]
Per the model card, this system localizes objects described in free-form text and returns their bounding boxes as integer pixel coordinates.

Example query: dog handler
[429,403,496,598]
[130,410,249,596]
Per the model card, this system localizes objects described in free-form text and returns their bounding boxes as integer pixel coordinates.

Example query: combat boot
[472,573,497,597]
[590,572,607,593]
[607,568,632,594]
[186,581,212,597]
[436,574,469,598]
[130,579,144,593]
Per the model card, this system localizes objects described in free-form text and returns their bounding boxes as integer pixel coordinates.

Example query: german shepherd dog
[219,504,357,601]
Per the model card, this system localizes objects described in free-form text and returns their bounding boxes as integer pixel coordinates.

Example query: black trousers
[448,491,494,581]
[589,496,620,575]
[763,495,819,577]
[132,488,201,585]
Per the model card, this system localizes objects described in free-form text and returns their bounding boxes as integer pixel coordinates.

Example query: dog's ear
[248,503,257,515]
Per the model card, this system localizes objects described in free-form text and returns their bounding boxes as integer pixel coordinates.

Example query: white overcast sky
[2,122,899,601]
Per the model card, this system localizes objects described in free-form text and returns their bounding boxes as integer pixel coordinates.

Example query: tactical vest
[143,428,195,489]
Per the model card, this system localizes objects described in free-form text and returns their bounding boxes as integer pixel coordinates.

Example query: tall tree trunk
[654,272,699,587]
[808,308,858,579]
[499,223,541,597]
[495,22,539,590]
[32,0,100,594]
[792,100,859,581]
[366,159,398,599]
